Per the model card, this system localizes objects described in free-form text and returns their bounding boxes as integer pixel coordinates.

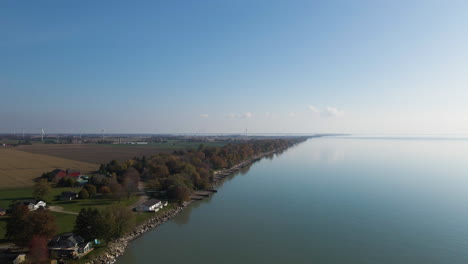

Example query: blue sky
[1,0,467,134]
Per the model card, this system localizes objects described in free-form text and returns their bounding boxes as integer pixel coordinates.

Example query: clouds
[308,105,344,118]
[227,112,253,119]
[199,114,209,118]
[243,112,253,119]
[322,107,344,117]
[308,105,320,113]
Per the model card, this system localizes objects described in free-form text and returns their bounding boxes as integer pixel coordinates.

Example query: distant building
[66,169,81,177]
[48,233,92,259]
[0,208,6,216]
[51,169,67,179]
[135,199,164,212]
[12,254,26,264]
[16,200,46,211]
[60,192,78,201]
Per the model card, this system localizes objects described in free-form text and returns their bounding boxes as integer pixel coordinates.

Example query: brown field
[15,144,175,164]
[16,141,228,164]
[0,148,98,188]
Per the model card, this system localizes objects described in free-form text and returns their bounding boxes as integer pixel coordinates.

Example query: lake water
[117,136,468,264]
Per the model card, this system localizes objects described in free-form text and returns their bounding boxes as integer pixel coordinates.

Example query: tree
[84,184,97,197]
[99,186,111,194]
[152,164,169,178]
[109,182,124,201]
[101,205,134,241]
[74,208,105,241]
[6,206,57,247]
[33,179,52,202]
[122,167,140,199]
[168,185,191,204]
[28,235,49,263]
[78,189,89,199]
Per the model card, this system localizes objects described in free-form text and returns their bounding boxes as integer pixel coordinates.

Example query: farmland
[16,140,229,164]
[0,149,98,188]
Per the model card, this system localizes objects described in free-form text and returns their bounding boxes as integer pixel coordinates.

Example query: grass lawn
[51,212,76,234]
[51,187,139,213]
[0,186,139,244]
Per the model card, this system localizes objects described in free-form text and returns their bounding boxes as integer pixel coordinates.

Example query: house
[76,175,89,186]
[12,254,26,264]
[135,199,164,212]
[0,208,6,216]
[52,169,67,180]
[66,169,81,177]
[48,233,92,259]
[60,192,78,201]
[16,200,46,211]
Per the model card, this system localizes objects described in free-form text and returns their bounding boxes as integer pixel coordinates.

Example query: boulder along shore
[87,146,291,264]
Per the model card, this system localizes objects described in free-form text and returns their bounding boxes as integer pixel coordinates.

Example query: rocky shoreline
[88,205,186,264]
[86,145,300,264]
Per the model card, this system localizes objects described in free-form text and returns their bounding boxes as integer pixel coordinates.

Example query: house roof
[141,198,161,207]
[61,191,78,197]
[48,233,85,249]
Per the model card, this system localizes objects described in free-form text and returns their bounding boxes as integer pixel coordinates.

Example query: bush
[84,184,97,197]
[78,189,89,199]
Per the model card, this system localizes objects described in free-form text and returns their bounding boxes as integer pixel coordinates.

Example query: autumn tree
[84,184,97,197]
[33,179,52,202]
[6,207,57,247]
[122,167,140,199]
[28,235,49,263]
[101,205,134,241]
[168,185,191,204]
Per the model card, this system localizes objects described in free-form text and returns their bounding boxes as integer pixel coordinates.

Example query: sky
[1,0,468,134]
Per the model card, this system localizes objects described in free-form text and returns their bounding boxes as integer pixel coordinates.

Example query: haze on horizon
[1,0,467,135]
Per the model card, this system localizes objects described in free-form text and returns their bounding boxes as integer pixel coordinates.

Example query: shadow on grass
[79,201,114,206]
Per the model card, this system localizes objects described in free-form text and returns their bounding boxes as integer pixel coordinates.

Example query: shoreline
[88,145,295,264]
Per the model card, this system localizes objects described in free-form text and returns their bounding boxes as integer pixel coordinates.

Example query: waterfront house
[48,233,92,259]
[16,200,46,211]
[135,199,163,212]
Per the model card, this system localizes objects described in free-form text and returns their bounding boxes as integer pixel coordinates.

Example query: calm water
[117,136,468,264]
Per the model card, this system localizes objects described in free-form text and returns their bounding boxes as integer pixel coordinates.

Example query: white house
[135,199,164,212]
[17,200,46,211]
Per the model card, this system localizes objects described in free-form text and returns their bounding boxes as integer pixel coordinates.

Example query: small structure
[0,208,6,216]
[51,169,67,180]
[16,200,46,211]
[66,169,81,177]
[48,233,92,259]
[12,254,26,264]
[76,175,89,186]
[60,192,78,201]
[135,199,164,212]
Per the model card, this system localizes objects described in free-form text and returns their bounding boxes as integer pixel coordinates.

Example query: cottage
[135,199,164,212]
[16,200,46,211]
[48,233,92,259]
[60,192,78,201]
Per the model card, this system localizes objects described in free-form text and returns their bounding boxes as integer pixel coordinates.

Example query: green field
[0,186,139,244]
